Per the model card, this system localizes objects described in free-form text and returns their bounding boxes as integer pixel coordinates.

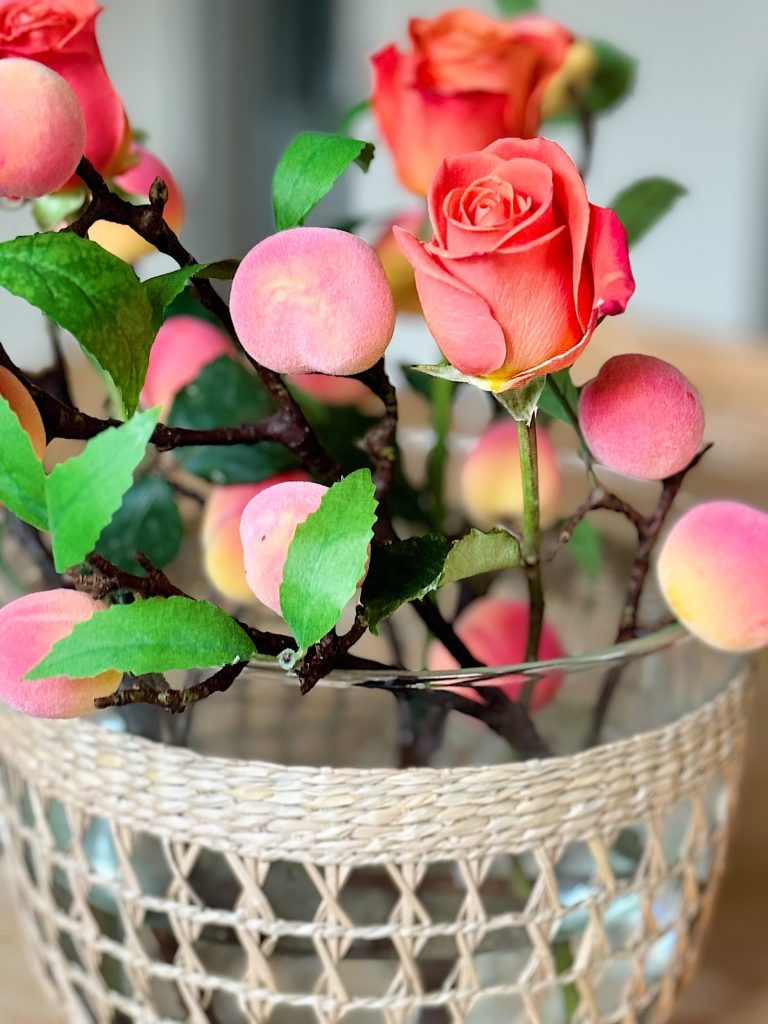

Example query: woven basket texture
[0,668,749,1024]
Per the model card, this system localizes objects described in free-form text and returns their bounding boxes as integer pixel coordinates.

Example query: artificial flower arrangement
[0,0,765,754]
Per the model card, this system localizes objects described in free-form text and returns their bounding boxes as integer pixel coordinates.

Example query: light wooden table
[1,320,766,1022]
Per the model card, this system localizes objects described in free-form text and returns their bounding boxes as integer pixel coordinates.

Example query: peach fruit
[427,597,564,709]
[0,589,121,718]
[0,368,46,458]
[579,354,705,480]
[657,501,768,652]
[230,227,396,375]
[240,479,328,614]
[0,58,86,199]
[140,315,232,414]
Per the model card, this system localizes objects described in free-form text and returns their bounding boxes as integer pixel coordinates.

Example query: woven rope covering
[0,669,750,1024]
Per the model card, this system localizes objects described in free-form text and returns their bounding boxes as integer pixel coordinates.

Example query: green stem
[516,415,545,693]
[427,378,455,531]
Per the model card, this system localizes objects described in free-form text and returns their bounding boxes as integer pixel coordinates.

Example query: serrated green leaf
[539,370,581,427]
[441,528,521,586]
[496,0,538,14]
[0,232,157,414]
[142,264,208,331]
[273,132,375,231]
[25,596,256,679]
[0,395,48,530]
[611,177,687,248]
[95,475,182,573]
[280,469,377,653]
[568,518,602,581]
[46,408,159,571]
[361,534,452,634]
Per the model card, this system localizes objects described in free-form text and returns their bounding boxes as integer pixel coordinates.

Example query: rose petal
[587,205,635,315]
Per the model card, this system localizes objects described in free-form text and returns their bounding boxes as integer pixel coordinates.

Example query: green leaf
[0,232,157,415]
[168,357,296,483]
[362,535,452,634]
[567,518,602,581]
[142,264,208,331]
[280,469,377,654]
[441,528,521,586]
[539,369,581,427]
[496,0,538,14]
[0,395,48,530]
[411,362,474,385]
[494,377,546,424]
[611,177,687,248]
[46,408,159,572]
[580,40,636,116]
[95,475,182,573]
[25,596,256,679]
[273,131,375,231]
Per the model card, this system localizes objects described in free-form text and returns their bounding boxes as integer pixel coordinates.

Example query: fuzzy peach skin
[203,472,309,603]
[0,57,85,198]
[395,138,634,393]
[0,590,121,718]
[230,227,396,376]
[371,10,572,195]
[240,480,328,614]
[0,0,128,176]
[427,597,564,710]
[0,367,46,458]
[461,421,560,528]
[140,315,233,415]
[87,146,185,263]
[287,374,374,410]
[579,354,705,480]
[657,502,768,653]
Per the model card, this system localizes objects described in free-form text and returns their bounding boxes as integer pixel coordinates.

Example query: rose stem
[516,415,545,705]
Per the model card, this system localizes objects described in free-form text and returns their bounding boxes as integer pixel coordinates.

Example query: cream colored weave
[0,669,749,1024]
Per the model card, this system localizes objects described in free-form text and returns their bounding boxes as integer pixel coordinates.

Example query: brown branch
[94,660,247,712]
[355,359,398,536]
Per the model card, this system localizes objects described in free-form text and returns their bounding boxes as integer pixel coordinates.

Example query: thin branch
[94,661,247,712]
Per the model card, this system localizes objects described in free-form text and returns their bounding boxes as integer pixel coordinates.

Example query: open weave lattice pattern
[0,670,749,1024]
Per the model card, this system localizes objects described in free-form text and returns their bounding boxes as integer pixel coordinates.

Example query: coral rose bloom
[395,137,635,392]
[371,9,572,195]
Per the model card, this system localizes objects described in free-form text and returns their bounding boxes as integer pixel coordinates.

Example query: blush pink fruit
[230,227,396,375]
[87,145,185,263]
[202,473,309,603]
[461,421,561,528]
[0,57,85,198]
[579,354,705,480]
[657,501,768,653]
[288,373,376,411]
[0,367,46,458]
[140,315,232,414]
[240,479,328,614]
[0,589,121,718]
[427,597,564,709]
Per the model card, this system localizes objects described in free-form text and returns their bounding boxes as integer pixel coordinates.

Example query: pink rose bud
[427,597,564,710]
[230,227,396,376]
[0,367,46,458]
[0,590,121,718]
[239,479,328,614]
[579,354,705,480]
[395,137,634,392]
[0,57,85,198]
[657,502,768,653]
[371,10,572,195]
[461,421,561,528]
[140,315,233,415]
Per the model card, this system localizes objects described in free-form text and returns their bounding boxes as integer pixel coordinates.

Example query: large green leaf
[168,357,296,483]
[280,469,377,654]
[0,232,156,414]
[441,528,521,586]
[26,596,257,679]
[46,408,159,572]
[362,535,452,634]
[95,475,182,573]
[611,177,687,248]
[273,132,375,231]
[0,395,48,530]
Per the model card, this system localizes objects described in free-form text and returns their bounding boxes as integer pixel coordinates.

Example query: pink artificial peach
[288,373,375,410]
[579,354,705,480]
[87,145,185,263]
[140,315,233,414]
[230,227,396,375]
[657,501,768,653]
[460,421,561,529]
[427,597,564,709]
[0,589,121,718]
[240,479,328,614]
[0,367,46,458]
[202,472,309,603]
[0,58,86,199]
